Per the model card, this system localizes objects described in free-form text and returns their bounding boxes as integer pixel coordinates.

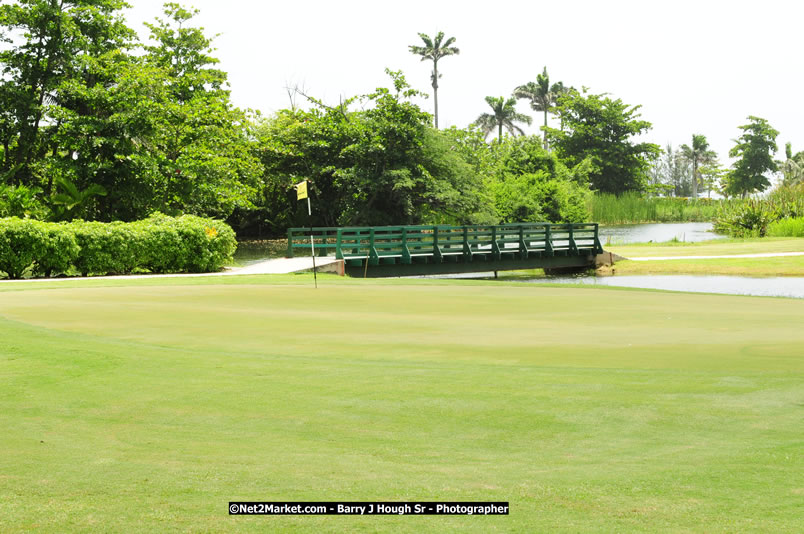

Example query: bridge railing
[287,223,602,264]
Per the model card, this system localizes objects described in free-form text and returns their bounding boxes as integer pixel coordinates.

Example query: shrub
[492,173,590,224]
[0,218,48,279]
[0,215,236,279]
[766,217,804,237]
[172,215,237,272]
[714,187,804,237]
[536,179,590,223]
[33,222,80,277]
[0,184,49,219]
[72,221,142,276]
[134,214,187,273]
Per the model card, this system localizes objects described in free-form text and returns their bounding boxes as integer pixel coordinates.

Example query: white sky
[125,0,803,166]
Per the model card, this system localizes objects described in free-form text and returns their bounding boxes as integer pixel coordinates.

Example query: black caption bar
[229,501,509,516]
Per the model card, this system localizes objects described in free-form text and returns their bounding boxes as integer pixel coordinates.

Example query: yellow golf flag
[296,180,308,200]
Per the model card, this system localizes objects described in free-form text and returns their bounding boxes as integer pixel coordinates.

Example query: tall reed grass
[588,192,731,224]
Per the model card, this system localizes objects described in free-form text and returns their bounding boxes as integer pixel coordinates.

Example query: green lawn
[1,276,802,532]
[608,237,804,258]
[608,256,804,277]
[604,237,804,276]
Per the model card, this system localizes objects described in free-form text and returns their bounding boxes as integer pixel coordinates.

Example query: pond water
[424,272,804,299]
[599,222,724,245]
[518,274,804,299]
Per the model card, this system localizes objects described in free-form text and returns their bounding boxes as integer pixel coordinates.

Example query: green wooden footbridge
[287,223,605,277]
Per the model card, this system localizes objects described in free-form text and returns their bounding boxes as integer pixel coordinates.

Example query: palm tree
[514,67,563,149]
[781,142,804,186]
[679,134,717,198]
[475,96,532,142]
[409,32,459,129]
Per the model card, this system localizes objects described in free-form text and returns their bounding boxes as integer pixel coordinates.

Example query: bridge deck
[287,223,603,277]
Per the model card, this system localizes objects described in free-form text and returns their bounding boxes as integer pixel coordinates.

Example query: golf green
[1,277,802,532]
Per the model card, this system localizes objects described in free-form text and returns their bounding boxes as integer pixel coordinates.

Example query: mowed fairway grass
[1,276,802,532]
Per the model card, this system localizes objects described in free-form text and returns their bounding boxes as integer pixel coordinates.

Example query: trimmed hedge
[0,218,48,279]
[0,214,236,279]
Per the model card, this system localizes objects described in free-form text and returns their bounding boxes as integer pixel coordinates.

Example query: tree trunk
[543,109,548,150]
[498,122,503,142]
[691,159,698,198]
[432,62,439,129]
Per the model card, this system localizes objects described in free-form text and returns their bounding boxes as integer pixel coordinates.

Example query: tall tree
[679,134,716,198]
[546,89,660,194]
[514,67,563,150]
[648,144,688,196]
[723,116,779,198]
[697,162,726,198]
[474,96,532,142]
[408,31,459,129]
[253,70,486,230]
[136,2,261,219]
[0,0,135,186]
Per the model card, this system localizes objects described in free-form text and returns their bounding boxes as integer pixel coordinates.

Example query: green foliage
[723,116,779,198]
[650,144,692,197]
[33,222,80,278]
[0,214,236,279]
[0,184,47,218]
[766,216,804,237]
[780,142,804,187]
[0,0,135,186]
[71,221,142,276]
[50,177,107,221]
[474,96,532,141]
[714,187,804,237]
[252,71,487,230]
[679,134,717,198]
[546,90,660,194]
[492,174,588,223]
[168,214,237,272]
[0,217,47,278]
[488,136,591,224]
[588,193,727,224]
[0,0,259,222]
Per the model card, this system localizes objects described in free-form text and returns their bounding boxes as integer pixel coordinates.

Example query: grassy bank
[609,255,804,277]
[607,237,804,258]
[1,276,803,532]
[606,237,804,276]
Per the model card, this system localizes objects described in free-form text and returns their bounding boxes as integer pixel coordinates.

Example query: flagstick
[308,195,317,289]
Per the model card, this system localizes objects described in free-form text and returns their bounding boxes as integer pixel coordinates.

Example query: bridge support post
[569,225,578,255]
[492,226,501,260]
[462,227,472,262]
[518,226,528,260]
[335,229,344,260]
[401,228,412,264]
[433,226,442,263]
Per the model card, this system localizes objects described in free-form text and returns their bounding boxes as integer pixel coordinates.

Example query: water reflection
[599,222,724,244]
[423,272,804,298]
[524,275,804,299]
